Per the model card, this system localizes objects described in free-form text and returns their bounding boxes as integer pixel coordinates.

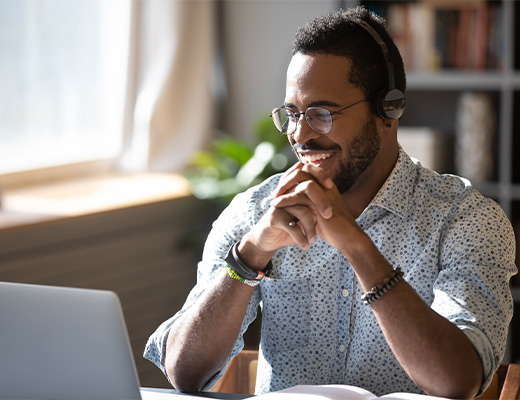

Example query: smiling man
[144,7,516,399]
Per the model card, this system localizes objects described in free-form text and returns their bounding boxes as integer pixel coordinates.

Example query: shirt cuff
[460,326,496,395]
[143,312,183,381]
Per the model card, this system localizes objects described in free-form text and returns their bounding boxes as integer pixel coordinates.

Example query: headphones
[352,19,406,120]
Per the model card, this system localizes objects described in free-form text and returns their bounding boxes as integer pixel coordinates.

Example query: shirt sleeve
[143,177,277,388]
[432,194,517,394]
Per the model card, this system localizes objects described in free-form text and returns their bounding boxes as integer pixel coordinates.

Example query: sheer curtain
[120,0,216,173]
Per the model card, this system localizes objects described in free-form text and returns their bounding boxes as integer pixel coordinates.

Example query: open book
[254,385,451,400]
[140,385,452,400]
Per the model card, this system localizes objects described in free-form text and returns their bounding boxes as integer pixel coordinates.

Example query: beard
[292,116,381,194]
[333,117,381,194]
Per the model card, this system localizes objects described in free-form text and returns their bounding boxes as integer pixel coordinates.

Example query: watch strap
[224,242,272,281]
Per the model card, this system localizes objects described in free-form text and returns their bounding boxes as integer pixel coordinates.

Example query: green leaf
[255,114,288,150]
[191,151,219,170]
[184,115,295,203]
[213,138,254,166]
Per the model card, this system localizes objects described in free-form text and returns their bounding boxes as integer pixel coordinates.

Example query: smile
[299,152,333,165]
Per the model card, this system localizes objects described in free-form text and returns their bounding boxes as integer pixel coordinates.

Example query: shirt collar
[367,146,418,220]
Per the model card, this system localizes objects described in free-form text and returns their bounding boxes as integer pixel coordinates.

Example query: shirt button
[339,344,346,352]
[342,289,350,297]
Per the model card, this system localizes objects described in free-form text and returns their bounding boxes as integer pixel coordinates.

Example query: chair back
[210,350,258,395]
[480,364,520,399]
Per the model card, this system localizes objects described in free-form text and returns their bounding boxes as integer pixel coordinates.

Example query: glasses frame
[270,97,368,135]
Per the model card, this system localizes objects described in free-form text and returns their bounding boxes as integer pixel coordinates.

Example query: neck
[341,142,399,218]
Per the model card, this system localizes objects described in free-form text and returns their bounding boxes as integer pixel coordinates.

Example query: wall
[0,196,220,388]
[220,0,338,141]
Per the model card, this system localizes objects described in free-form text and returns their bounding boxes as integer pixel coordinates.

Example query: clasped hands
[243,162,360,261]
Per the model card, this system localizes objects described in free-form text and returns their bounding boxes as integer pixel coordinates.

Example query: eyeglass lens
[271,107,332,135]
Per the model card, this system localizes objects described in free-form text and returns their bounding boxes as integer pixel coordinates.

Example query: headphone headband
[351,19,405,120]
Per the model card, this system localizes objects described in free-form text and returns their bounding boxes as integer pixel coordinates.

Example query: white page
[254,385,452,400]
[141,386,451,400]
[140,388,210,400]
[254,385,376,400]
[381,393,450,400]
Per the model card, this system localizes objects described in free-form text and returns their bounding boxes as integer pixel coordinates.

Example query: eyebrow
[284,100,341,109]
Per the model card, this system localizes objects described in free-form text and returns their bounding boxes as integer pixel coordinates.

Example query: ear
[374,117,390,135]
[379,119,399,142]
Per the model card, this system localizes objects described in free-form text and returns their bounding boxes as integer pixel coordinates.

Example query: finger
[274,164,306,197]
[284,161,303,175]
[294,180,333,219]
[288,217,299,228]
[291,205,317,244]
[301,164,334,189]
[272,180,333,219]
[271,190,313,209]
[278,206,317,249]
[274,163,334,199]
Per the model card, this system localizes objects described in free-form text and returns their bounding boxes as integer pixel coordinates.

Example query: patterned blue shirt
[144,148,517,396]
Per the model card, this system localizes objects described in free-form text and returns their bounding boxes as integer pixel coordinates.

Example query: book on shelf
[374,1,504,72]
[397,127,451,174]
[454,92,496,184]
[254,384,451,400]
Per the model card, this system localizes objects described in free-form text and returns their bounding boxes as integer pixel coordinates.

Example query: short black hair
[292,6,406,103]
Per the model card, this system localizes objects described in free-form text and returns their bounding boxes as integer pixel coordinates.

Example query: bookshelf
[355,0,520,362]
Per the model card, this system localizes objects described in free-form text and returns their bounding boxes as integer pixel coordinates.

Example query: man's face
[285,52,381,194]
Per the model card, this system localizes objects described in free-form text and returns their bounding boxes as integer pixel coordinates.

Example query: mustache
[292,141,341,153]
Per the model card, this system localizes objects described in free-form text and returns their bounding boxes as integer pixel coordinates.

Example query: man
[145,7,516,399]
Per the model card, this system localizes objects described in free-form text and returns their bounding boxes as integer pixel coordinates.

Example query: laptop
[0,281,142,400]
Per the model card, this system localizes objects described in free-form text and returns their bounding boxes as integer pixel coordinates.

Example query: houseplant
[184,115,294,205]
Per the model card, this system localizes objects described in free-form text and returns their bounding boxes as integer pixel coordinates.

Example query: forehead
[286,52,359,104]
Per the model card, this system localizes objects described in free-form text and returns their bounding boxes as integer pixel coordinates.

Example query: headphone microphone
[352,19,406,120]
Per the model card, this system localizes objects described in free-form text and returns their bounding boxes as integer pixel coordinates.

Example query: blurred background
[0,0,519,388]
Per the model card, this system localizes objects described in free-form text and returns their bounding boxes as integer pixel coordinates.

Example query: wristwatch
[224,242,272,283]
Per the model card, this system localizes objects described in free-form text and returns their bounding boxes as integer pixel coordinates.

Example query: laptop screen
[0,282,142,400]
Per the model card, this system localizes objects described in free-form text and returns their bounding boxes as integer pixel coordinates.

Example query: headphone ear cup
[377,88,406,120]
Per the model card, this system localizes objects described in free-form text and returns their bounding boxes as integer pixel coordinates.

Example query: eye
[315,109,330,121]
[284,109,299,122]
[308,108,330,123]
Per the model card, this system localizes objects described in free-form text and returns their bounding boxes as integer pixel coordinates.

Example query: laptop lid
[0,281,142,400]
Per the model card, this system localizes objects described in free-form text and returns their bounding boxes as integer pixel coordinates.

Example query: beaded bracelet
[225,241,272,281]
[361,267,404,305]
[225,265,262,287]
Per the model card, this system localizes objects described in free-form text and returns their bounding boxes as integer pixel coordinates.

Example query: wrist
[237,235,276,271]
[340,228,396,291]
[225,241,272,284]
[338,226,371,260]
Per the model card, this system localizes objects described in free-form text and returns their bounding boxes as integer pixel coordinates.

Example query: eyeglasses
[270,98,368,135]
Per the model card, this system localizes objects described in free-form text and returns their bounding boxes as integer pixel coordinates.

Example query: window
[0,0,131,175]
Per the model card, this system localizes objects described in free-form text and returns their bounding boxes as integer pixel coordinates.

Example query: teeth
[301,153,332,164]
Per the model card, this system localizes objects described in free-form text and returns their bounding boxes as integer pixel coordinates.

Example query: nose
[291,114,321,144]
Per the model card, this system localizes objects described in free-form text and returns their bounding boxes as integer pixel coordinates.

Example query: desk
[141,388,252,399]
